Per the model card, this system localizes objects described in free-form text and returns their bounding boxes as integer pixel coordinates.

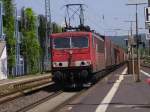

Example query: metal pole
[129,21,135,76]
[14,6,19,76]
[126,2,147,82]
[124,20,135,76]
[80,4,84,26]
[148,0,150,56]
[45,0,52,71]
[131,22,133,36]
[135,4,141,82]
[149,38,150,55]
[0,1,3,39]
[130,22,135,77]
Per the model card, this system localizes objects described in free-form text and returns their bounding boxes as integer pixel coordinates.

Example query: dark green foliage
[2,0,16,74]
[21,8,40,74]
[22,32,40,73]
[52,22,62,33]
[38,15,46,72]
[38,15,46,41]
[24,8,36,32]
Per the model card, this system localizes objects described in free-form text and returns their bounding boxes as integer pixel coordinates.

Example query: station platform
[59,66,150,112]
[0,73,52,86]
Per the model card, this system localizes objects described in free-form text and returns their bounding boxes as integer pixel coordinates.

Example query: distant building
[0,41,7,80]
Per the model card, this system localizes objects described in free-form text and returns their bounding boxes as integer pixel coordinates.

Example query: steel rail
[0,74,53,104]
[16,90,63,112]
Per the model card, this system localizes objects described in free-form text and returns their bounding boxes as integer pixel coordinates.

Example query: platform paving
[106,68,150,112]
[58,66,150,112]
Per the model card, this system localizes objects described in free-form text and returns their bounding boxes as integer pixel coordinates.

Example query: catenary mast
[44,0,52,71]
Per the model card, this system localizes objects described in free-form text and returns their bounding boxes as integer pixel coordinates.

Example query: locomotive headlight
[75,60,91,67]
[86,61,91,65]
[81,61,85,65]
[53,62,58,67]
[53,62,68,67]
[80,61,91,66]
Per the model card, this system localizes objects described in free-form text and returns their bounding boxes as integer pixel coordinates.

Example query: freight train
[50,31,127,87]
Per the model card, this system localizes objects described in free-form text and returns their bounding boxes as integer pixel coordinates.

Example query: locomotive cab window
[53,37,70,49]
[72,37,88,48]
[53,37,89,49]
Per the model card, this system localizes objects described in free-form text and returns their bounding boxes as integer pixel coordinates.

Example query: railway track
[0,72,87,112]
[20,66,125,112]
[0,65,125,112]
[16,90,63,112]
[25,89,87,112]
[0,83,85,112]
[0,83,62,112]
[0,74,52,104]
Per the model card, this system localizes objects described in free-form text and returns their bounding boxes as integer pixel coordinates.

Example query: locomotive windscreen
[72,37,88,48]
[53,37,70,49]
[53,37,88,49]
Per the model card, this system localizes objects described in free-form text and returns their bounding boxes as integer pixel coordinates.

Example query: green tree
[38,15,46,72]
[2,0,16,75]
[21,8,40,74]
[52,22,62,33]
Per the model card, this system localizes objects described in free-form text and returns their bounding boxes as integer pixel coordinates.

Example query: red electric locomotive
[50,31,126,87]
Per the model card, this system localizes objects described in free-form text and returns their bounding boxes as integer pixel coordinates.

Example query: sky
[15,0,148,36]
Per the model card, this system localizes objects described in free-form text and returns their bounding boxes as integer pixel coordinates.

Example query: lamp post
[126,2,147,82]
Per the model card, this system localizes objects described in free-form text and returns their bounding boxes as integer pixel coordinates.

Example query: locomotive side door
[91,35,97,72]
[95,37,105,71]
[95,42,99,71]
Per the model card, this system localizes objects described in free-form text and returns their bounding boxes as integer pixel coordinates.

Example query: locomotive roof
[50,31,105,39]
[51,31,90,37]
